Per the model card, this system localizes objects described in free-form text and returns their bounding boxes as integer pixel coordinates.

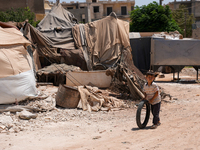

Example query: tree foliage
[172,4,195,37]
[130,2,181,33]
[0,7,40,27]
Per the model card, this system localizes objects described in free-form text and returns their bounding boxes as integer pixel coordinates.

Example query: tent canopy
[38,3,77,31]
[36,3,77,50]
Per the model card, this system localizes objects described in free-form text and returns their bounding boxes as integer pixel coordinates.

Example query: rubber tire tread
[136,100,150,129]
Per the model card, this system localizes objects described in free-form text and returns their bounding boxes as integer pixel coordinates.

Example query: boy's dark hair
[146,70,158,77]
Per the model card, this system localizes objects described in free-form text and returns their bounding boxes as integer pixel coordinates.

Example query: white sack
[0,70,37,104]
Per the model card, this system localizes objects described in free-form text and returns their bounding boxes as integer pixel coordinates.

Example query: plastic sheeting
[0,70,37,104]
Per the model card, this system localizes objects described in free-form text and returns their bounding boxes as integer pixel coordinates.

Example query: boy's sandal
[157,122,161,126]
[150,125,157,129]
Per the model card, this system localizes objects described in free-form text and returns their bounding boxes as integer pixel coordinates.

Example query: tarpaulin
[0,27,37,104]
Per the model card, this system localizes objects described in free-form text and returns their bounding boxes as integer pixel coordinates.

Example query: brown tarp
[23,3,88,70]
[24,23,58,58]
[60,49,87,70]
[0,21,19,30]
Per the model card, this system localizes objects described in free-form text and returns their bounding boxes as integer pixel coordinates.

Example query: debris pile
[77,85,128,112]
[0,83,132,133]
[37,64,81,85]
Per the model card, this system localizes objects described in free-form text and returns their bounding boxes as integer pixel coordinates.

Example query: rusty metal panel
[151,39,200,66]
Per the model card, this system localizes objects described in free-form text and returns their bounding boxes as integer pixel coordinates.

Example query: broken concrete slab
[17,110,37,120]
[0,115,13,125]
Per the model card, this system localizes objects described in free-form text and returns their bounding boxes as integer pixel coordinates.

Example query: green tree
[130,1,181,33]
[0,7,39,27]
[172,4,195,37]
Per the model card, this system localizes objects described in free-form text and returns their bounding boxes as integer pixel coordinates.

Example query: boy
[143,70,161,129]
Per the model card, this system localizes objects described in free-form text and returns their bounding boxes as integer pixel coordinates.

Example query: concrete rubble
[0,82,134,134]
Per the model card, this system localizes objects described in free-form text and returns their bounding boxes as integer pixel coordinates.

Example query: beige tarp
[78,86,127,112]
[0,45,33,78]
[0,27,30,47]
[0,27,32,78]
[92,16,130,67]
[72,12,131,69]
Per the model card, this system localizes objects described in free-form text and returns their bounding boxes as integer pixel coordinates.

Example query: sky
[54,0,176,6]
[135,0,174,6]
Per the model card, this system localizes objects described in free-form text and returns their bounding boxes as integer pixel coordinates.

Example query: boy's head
[146,70,158,83]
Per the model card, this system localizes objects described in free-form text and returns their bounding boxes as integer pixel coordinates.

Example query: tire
[136,100,150,129]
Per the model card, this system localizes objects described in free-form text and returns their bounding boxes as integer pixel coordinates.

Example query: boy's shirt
[143,82,161,105]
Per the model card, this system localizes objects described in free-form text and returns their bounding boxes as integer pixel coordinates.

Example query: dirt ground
[1,68,200,150]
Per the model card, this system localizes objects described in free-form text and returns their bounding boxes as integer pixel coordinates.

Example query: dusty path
[1,71,200,150]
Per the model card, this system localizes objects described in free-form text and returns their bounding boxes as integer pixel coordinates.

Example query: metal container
[56,84,80,108]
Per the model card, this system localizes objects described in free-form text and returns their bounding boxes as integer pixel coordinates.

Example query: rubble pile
[0,107,93,134]
[0,84,132,134]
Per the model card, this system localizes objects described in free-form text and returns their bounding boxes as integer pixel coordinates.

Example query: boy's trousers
[151,102,161,125]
